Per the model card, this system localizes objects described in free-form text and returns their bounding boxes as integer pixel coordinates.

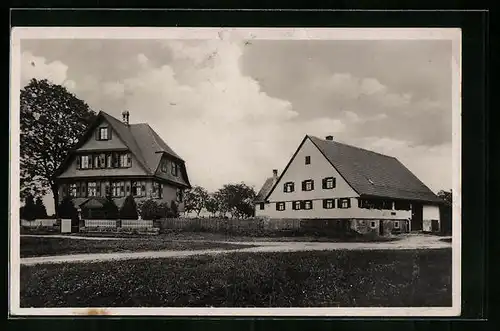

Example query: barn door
[411,203,423,231]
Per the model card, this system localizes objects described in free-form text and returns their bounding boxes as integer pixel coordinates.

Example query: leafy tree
[34,197,48,219]
[216,183,256,218]
[204,194,219,217]
[120,195,138,219]
[57,196,78,220]
[169,200,179,218]
[20,194,37,221]
[20,79,96,214]
[437,190,452,205]
[184,186,209,216]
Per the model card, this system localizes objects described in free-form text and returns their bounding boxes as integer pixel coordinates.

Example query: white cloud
[21,51,72,88]
[137,53,149,66]
[104,40,344,192]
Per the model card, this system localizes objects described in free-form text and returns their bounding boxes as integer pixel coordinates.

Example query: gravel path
[19,234,451,266]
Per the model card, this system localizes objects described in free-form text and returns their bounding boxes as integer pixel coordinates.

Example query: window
[111,181,125,197]
[394,221,400,229]
[283,182,294,193]
[322,177,336,189]
[79,155,91,169]
[119,153,132,168]
[107,154,113,168]
[302,179,314,191]
[132,181,146,197]
[323,199,335,209]
[98,127,109,140]
[152,181,163,198]
[305,156,311,164]
[176,188,184,202]
[87,182,97,197]
[339,198,351,209]
[276,202,286,211]
[171,162,179,176]
[69,183,77,197]
[161,159,168,172]
[370,221,377,229]
[302,200,313,210]
[259,202,265,210]
[292,201,301,210]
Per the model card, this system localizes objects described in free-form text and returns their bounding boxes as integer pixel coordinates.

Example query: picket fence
[21,219,57,227]
[84,219,116,228]
[122,220,154,229]
[84,219,154,229]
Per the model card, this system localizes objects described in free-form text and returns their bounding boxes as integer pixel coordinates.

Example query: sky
[20,37,453,214]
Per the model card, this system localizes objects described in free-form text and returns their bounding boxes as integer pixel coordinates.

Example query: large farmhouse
[255,135,443,235]
[53,111,191,218]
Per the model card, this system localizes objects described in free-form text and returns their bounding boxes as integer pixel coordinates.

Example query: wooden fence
[158,217,301,232]
[122,220,154,229]
[84,219,116,228]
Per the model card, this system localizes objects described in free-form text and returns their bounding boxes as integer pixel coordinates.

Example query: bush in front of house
[57,196,78,220]
[120,195,138,220]
[168,200,179,218]
[102,195,119,219]
[139,199,165,220]
[20,194,37,221]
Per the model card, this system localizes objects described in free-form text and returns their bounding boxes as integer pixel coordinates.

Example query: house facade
[255,135,443,235]
[54,111,191,217]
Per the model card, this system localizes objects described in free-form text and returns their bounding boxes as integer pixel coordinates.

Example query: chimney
[272,169,278,178]
[325,135,333,141]
[122,110,130,125]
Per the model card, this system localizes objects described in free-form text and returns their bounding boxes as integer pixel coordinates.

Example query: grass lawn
[20,248,452,307]
[20,237,256,258]
[69,231,402,243]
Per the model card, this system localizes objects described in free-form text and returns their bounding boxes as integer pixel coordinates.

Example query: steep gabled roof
[255,176,278,203]
[264,135,442,204]
[54,111,190,188]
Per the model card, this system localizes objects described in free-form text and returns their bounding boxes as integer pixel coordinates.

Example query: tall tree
[120,195,139,220]
[204,194,220,218]
[437,190,452,205]
[184,186,209,217]
[216,183,256,218]
[20,79,96,213]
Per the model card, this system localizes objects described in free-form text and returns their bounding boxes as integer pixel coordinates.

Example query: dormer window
[171,162,179,176]
[97,127,111,141]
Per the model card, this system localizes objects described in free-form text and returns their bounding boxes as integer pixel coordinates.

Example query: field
[20,248,452,307]
[20,236,256,258]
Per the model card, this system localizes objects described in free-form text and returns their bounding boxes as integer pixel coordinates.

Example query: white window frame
[304,180,313,191]
[80,155,90,169]
[87,182,97,197]
[98,127,109,140]
[293,201,301,210]
[69,183,77,197]
[394,221,400,229]
[325,177,335,189]
[339,198,350,209]
[284,182,294,193]
[370,221,377,229]
[303,200,312,210]
[324,199,334,209]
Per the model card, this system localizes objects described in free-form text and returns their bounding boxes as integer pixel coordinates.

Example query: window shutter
[323,199,327,208]
[276,203,280,211]
[300,201,305,209]
[332,199,336,208]
[301,181,306,191]
[108,127,112,140]
[283,183,287,192]
[333,178,336,188]
[95,129,99,140]
[322,178,326,189]
[127,154,132,167]
[290,183,294,192]
[311,180,314,190]
[76,156,81,169]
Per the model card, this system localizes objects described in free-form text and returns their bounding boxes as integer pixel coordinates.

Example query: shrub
[168,200,179,218]
[102,196,119,220]
[34,197,48,219]
[20,194,37,221]
[120,195,138,220]
[57,196,78,220]
[139,199,162,220]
